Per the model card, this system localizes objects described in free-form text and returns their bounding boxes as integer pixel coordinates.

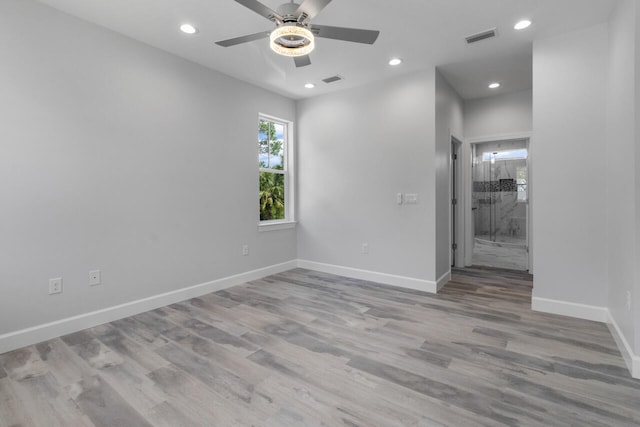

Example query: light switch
[405,193,418,204]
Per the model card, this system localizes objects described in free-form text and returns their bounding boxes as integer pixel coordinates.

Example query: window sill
[258,221,297,232]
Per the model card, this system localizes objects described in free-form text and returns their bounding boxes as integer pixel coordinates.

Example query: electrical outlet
[49,277,62,295]
[242,245,249,256]
[396,193,403,205]
[89,270,101,286]
[362,243,369,254]
[626,291,632,311]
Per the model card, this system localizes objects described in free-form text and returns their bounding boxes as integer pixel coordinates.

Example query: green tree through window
[259,117,287,221]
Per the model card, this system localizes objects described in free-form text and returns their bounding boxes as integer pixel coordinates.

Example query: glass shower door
[471,140,528,270]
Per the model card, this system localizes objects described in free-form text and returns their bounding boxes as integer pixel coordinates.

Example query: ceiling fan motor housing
[277,2,303,20]
[267,2,314,55]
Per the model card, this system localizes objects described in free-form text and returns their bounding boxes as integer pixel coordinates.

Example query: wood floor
[1,267,639,426]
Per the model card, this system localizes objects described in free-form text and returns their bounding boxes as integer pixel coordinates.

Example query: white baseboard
[606,310,640,379]
[530,297,640,379]
[297,259,438,294]
[436,270,451,291]
[531,297,608,323]
[0,260,297,355]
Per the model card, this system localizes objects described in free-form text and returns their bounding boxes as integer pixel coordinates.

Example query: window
[482,149,528,162]
[258,115,294,228]
[517,167,527,202]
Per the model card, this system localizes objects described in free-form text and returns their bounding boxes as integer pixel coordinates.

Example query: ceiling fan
[215,0,380,67]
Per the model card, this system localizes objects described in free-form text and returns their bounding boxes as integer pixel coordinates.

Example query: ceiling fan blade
[311,24,380,44]
[295,0,332,20]
[235,0,283,23]
[215,31,270,47]
[293,55,312,67]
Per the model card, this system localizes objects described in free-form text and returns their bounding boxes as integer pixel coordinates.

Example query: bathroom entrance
[471,139,529,271]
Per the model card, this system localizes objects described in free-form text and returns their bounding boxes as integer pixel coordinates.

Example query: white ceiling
[36,0,616,100]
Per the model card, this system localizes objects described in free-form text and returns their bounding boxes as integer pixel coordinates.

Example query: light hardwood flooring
[1,267,639,426]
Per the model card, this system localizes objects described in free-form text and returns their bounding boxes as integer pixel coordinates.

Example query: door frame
[464,132,533,272]
[450,136,463,267]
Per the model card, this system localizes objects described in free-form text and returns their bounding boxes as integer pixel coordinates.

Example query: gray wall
[435,71,464,277]
[532,24,608,307]
[296,71,438,283]
[0,0,296,335]
[635,4,640,357]
[607,0,639,356]
[464,90,532,139]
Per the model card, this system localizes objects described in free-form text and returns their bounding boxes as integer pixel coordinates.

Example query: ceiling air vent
[465,28,497,44]
[322,75,343,84]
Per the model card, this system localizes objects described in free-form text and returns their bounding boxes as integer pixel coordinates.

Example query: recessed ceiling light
[514,20,532,30]
[388,58,402,66]
[488,82,501,89]
[180,24,198,34]
[304,83,315,89]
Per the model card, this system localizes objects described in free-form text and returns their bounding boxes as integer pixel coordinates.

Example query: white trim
[531,297,608,322]
[606,310,640,379]
[258,221,297,232]
[0,260,297,355]
[436,270,451,291]
[259,168,286,174]
[297,259,438,293]
[530,298,639,379]
[525,137,533,274]
[463,140,474,266]
[466,132,533,144]
[258,113,295,224]
[450,134,465,269]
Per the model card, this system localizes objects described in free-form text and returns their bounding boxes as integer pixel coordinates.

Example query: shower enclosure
[471,139,528,270]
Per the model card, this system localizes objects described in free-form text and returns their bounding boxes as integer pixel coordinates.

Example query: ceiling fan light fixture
[270,24,315,57]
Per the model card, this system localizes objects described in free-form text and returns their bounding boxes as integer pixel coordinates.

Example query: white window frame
[258,113,295,231]
[481,149,528,162]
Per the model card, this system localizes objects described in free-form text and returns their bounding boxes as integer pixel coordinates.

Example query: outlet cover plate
[89,270,101,286]
[49,277,63,294]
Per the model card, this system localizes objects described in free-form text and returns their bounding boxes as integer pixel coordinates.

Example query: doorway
[471,139,529,271]
[451,137,462,267]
